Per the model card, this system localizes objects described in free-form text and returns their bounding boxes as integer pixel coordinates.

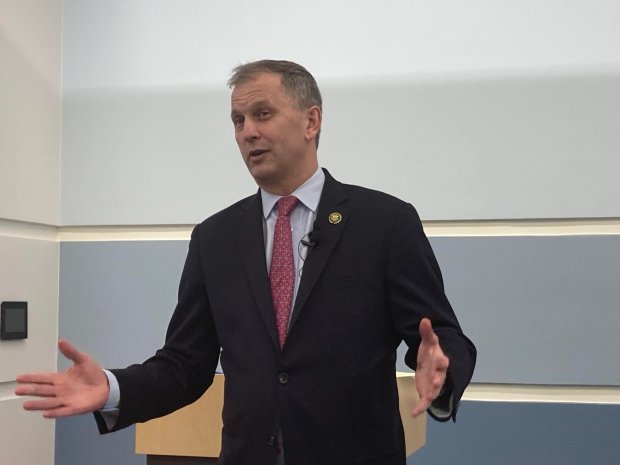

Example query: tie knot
[277,196,299,217]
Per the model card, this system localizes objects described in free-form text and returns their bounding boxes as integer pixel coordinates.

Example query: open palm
[15,339,109,418]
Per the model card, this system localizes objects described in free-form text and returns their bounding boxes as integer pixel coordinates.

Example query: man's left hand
[412,318,450,417]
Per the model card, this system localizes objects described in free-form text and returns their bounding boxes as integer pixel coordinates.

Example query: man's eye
[258,110,270,118]
[233,118,244,129]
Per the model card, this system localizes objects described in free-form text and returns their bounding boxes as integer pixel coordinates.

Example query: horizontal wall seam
[58,225,194,241]
[464,383,620,404]
[1,380,618,405]
[0,218,58,241]
[0,381,18,401]
[48,218,620,241]
[3,218,620,242]
[424,218,620,237]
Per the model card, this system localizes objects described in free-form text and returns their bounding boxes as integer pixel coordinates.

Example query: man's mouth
[249,149,268,158]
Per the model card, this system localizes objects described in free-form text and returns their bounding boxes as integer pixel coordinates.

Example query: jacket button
[277,373,289,384]
[267,435,276,446]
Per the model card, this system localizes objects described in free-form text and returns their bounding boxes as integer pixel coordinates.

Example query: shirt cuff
[429,393,453,419]
[99,370,121,430]
[101,369,120,410]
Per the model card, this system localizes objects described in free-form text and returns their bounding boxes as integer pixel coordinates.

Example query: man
[16,60,476,465]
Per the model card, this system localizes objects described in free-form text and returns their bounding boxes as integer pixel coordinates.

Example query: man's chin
[248,167,274,186]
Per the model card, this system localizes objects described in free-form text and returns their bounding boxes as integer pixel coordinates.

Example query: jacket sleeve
[385,202,476,421]
[95,224,221,433]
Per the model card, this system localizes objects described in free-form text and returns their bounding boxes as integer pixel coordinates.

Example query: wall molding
[464,383,620,405]
[4,217,619,242]
[58,224,194,241]
[424,218,620,237]
[0,381,18,402]
[0,218,57,241]
[3,378,618,406]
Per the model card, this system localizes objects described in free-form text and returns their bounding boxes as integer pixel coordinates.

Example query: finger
[15,383,58,397]
[419,318,438,345]
[432,375,447,393]
[58,339,88,364]
[43,406,82,418]
[22,397,64,411]
[412,396,431,417]
[16,373,58,385]
[436,354,450,372]
[420,377,444,399]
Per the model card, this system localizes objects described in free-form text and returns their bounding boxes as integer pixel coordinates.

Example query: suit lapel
[234,192,280,348]
[289,171,349,331]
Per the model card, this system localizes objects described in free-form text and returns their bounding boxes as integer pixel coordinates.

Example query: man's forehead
[231,72,282,96]
[234,71,282,86]
[230,73,288,109]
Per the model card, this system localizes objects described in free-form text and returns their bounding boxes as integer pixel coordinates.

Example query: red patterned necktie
[270,195,299,348]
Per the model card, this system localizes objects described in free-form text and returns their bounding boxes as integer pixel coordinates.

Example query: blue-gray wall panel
[430,235,620,385]
[55,416,141,465]
[57,235,620,463]
[59,235,620,387]
[409,401,620,465]
[58,241,188,365]
[57,241,188,465]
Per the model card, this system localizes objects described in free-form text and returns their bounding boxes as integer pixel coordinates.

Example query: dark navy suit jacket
[96,170,476,465]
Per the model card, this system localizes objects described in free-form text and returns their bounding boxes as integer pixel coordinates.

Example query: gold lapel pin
[328,212,342,224]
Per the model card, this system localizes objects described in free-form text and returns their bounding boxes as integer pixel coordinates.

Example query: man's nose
[241,119,260,141]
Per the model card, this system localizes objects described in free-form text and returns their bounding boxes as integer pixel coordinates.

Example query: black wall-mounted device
[1,301,28,340]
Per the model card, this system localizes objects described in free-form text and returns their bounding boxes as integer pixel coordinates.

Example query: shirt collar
[261,167,325,219]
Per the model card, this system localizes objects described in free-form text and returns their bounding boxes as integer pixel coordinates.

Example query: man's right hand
[15,339,110,418]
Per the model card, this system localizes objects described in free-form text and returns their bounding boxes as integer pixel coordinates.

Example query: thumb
[419,318,438,345]
[58,339,88,364]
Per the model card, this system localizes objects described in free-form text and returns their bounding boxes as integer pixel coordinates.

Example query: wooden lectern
[136,373,425,464]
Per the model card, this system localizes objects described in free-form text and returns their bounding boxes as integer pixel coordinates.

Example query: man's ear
[305,106,322,142]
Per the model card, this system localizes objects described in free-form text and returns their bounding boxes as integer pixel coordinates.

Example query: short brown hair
[228,60,323,147]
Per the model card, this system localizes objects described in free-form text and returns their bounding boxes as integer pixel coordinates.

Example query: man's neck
[259,163,320,196]
[260,163,320,196]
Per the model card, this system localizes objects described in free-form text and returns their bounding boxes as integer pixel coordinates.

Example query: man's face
[231,72,319,194]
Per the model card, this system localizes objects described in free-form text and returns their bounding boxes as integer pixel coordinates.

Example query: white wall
[0,0,61,463]
[60,0,620,225]
[0,0,62,224]
[62,0,620,90]
[0,235,59,464]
